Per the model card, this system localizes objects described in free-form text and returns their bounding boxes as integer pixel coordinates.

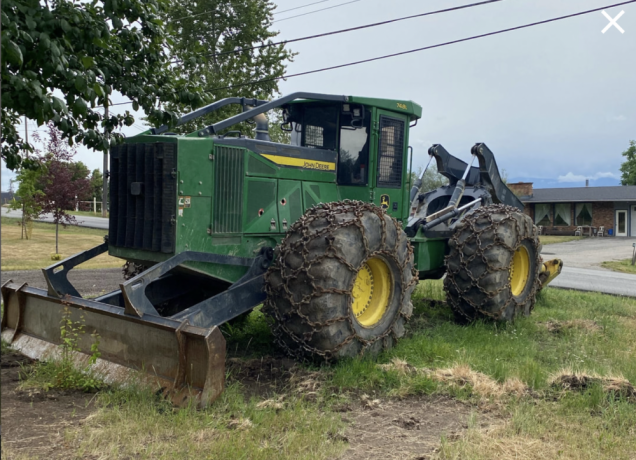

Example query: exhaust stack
[253,113,271,142]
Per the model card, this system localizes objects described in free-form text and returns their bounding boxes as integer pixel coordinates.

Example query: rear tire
[264,201,417,361]
[444,204,541,322]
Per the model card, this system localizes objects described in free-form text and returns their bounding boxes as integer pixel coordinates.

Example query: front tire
[444,204,541,322]
[264,201,417,361]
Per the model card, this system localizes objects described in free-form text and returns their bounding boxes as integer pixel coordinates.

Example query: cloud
[558,171,619,183]
[612,115,627,122]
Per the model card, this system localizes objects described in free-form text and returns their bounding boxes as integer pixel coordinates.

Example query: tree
[10,165,44,239]
[89,168,104,201]
[410,163,449,194]
[500,168,509,184]
[36,126,91,255]
[1,0,206,170]
[163,0,294,135]
[619,140,636,186]
[69,161,90,183]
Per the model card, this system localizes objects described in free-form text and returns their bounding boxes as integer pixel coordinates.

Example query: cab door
[372,109,409,220]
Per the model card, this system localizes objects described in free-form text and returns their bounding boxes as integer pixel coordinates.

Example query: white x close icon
[601,10,625,34]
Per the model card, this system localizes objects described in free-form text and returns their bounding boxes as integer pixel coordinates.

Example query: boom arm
[429,143,523,210]
[429,144,481,186]
[471,143,523,209]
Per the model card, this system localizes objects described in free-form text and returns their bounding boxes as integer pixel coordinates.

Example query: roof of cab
[287,94,422,121]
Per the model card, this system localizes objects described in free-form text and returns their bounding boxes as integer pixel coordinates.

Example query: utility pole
[102,105,109,218]
[22,116,28,239]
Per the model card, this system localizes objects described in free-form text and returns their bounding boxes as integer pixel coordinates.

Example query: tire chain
[263,200,418,362]
[444,204,541,321]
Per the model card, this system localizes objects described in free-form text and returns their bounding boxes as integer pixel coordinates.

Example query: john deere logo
[380,194,390,210]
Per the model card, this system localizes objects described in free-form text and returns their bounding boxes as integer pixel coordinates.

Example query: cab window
[337,110,370,186]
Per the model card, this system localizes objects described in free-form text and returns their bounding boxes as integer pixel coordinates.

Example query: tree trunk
[21,202,25,239]
[55,219,59,254]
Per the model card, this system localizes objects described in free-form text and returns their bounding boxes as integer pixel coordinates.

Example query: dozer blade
[539,258,563,288]
[1,281,226,408]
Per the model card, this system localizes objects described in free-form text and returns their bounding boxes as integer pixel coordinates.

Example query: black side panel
[124,148,136,247]
[142,144,154,250]
[108,145,120,245]
[151,146,163,251]
[133,144,145,248]
[116,145,128,247]
[109,142,177,254]
[161,144,177,253]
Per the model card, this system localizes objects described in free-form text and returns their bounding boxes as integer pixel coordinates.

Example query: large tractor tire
[444,204,542,322]
[264,201,417,361]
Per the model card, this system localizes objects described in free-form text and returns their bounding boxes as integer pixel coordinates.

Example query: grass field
[70,210,109,218]
[539,235,584,245]
[6,281,636,460]
[1,216,121,271]
[602,258,636,274]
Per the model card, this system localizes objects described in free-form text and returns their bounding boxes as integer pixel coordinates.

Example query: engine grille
[213,145,244,233]
[109,142,177,253]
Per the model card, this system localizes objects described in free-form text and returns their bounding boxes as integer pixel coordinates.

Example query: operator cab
[282,102,372,186]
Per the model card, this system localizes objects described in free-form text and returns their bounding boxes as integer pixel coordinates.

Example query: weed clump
[20,305,104,393]
[549,369,636,400]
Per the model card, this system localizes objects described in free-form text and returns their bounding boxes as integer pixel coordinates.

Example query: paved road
[1,207,108,230]
[540,236,636,270]
[540,237,636,297]
[1,268,124,297]
[548,266,636,297]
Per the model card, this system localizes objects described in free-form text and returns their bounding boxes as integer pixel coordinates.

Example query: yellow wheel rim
[510,245,530,297]
[351,257,392,327]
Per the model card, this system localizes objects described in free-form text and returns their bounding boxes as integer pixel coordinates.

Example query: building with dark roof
[1,191,15,204]
[507,183,636,237]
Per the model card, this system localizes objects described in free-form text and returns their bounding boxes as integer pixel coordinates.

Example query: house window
[535,204,551,226]
[575,203,593,226]
[554,203,571,226]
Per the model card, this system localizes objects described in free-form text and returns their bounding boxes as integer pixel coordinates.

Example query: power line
[208,0,636,91]
[171,0,331,23]
[272,0,361,23]
[184,0,504,62]
[108,0,636,108]
[275,0,331,15]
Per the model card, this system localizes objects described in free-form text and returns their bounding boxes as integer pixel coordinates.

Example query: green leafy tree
[164,0,294,135]
[89,169,104,201]
[69,161,90,183]
[619,140,636,186]
[10,165,44,239]
[1,0,205,170]
[410,164,449,194]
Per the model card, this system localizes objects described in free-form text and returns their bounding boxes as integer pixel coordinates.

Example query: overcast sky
[3,0,634,190]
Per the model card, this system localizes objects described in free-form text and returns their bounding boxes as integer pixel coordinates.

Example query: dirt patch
[338,395,478,460]
[541,319,602,334]
[227,356,326,399]
[1,350,98,459]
